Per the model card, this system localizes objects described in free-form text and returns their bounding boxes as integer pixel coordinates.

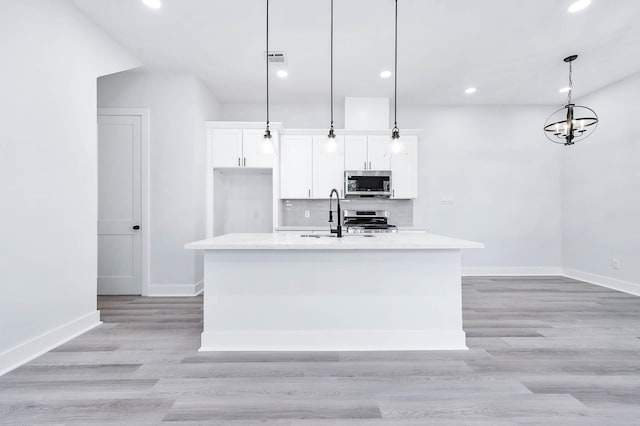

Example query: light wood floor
[2,276,640,425]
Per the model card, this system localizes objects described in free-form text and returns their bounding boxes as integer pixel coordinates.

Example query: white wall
[98,71,221,293]
[223,103,563,272]
[223,103,345,129]
[563,73,640,287]
[0,0,138,372]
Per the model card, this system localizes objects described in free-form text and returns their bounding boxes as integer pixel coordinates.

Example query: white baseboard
[462,267,563,276]
[0,311,101,376]
[563,268,640,296]
[147,280,203,297]
[200,330,467,352]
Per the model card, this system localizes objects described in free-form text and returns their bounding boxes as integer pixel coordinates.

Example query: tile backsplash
[281,198,413,227]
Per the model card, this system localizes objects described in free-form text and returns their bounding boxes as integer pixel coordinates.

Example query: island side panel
[201,249,466,351]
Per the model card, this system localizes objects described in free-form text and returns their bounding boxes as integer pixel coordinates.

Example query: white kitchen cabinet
[211,129,243,168]
[367,135,392,170]
[211,128,273,168]
[312,136,345,199]
[344,135,390,171]
[344,135,368,170]
[391,135,418,199]
[242,129,273,168]
[280,135,313,198]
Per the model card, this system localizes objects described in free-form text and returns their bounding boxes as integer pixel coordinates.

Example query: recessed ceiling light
[559,86,572,93]
[276,70,288,78]
[380,70,392,79]
[464,87,477,94]
[142,0,162,9]
[568,0,591,13]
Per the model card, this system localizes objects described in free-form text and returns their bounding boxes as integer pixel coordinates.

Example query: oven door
[344,170,392,197]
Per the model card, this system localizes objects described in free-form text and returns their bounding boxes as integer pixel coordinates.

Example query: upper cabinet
[390,136,418,199]
[312,136,345,199]
[344,135,391,171]
[211,128,274,168]
[280,135,346,199]
[280,135,313,199]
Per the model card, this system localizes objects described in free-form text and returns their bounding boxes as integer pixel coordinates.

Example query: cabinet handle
[308,189,311,198]
[340,189,343,198]
[364,161,367,170]
[369,161,372,170]
[238,157,241,167]
[243,157,246,167]
[392,189,395,198]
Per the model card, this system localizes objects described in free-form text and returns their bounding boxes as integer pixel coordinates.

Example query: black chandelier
[325,0,337,152]
[543,55,598,146]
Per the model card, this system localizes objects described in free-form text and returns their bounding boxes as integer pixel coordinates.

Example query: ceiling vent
[267,51,286,63]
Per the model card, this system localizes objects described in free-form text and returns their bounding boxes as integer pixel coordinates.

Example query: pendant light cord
[394,0,398,131]
[330,0,334,133]
[265,0,270,132]
[567,60,573,106]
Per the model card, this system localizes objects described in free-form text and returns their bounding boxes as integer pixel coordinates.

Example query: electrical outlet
[611,258,621,270]
[440,199,454,205]
[304,210,310,219]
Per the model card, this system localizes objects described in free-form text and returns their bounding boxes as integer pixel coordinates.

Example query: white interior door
[98,115,141,295]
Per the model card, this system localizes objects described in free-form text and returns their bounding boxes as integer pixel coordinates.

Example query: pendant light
[390,0,402,153]
[543,55,598,146]
[262,0,273,153]
[326,0,337,153]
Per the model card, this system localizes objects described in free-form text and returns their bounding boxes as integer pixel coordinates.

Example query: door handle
[132,225,140,230]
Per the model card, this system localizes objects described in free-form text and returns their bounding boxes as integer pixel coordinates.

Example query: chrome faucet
[328,188,343,238]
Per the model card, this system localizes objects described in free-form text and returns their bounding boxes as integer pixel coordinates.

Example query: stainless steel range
[343,210,398,233]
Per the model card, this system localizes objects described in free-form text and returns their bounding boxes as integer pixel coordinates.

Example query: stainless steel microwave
[344,170,392,198]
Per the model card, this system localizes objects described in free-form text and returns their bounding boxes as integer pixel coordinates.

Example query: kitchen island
[185,232,483,351]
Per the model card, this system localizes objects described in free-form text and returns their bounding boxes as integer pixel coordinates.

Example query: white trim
[563,268,640,296]
[200,330,467,352]
[0,311,101,376]
[462,267,563,276]
[97,108,151,296]
[147,281,204,297]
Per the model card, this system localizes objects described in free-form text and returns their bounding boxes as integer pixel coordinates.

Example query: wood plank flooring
[2,276,640,424]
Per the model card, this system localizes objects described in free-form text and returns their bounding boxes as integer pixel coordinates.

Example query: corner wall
[98,71,221,295]
[0,0,139,374]
[562,73,640,293]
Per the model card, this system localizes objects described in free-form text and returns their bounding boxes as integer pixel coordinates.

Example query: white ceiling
[72,0,640,105]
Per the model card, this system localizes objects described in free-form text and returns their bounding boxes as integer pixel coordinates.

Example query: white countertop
[275,226,429,232]
[185,232,484,251]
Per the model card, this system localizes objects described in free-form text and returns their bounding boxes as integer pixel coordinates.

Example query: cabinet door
[367,135,391,170]
[280,135,313,199]
[390,136,418,199]
[211,129,243,168]
[242,129,273,168]
[344,135,368,170]
[312,136,345,199]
